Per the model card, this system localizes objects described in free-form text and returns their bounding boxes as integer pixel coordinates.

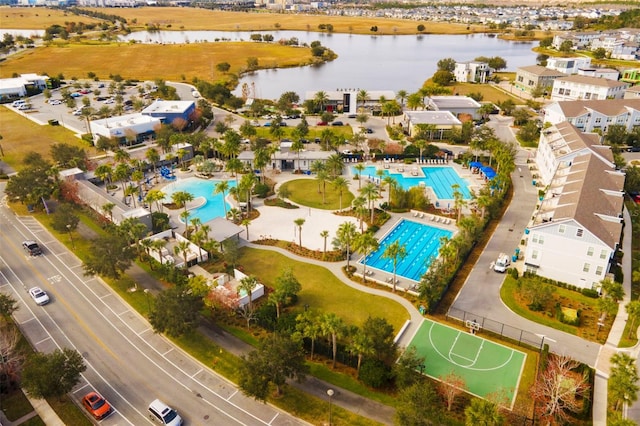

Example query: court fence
[447,307,544,351]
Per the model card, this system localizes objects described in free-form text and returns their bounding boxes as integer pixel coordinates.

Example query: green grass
[238,247,409,330]
[280,178,356,211]
[47,398,92,426]
[2,389,36,421]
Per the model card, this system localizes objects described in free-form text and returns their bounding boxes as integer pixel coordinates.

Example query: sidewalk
[592,205,639,425]
[0,393,65,426]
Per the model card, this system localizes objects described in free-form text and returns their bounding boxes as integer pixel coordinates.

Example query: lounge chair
[431,215,436,221]
[420,213,425,218]
[413,211,418,217]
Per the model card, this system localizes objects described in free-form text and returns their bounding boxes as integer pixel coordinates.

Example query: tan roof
[518,65,565,77]
[556,74,629,88]
[553,99,640,120]
[535,152,624,249]
[547,121,604,158]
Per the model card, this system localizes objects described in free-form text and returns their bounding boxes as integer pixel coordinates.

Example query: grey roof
[404,111,461,126]
[238,150,334,161]
[206,217,244,242]
[429,96,481,110]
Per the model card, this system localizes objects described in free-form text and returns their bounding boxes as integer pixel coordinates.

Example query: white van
[148,399,183,426]
[12,100,26,107]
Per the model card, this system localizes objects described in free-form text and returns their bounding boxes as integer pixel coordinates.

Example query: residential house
[551,75,629,101]
[454,61,491,83]
[402,111,462,139]
[543,99,640,133]
[624,85,640,100]
[514,65,565,95]
[525,122,624,289]
[305,90,396,114]
[621,68,640,85]
[546,57,591,75]
[576,67,620,81]
[552,31,602,50]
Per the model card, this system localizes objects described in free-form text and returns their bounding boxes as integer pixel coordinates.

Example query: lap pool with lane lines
[361,219,453,282]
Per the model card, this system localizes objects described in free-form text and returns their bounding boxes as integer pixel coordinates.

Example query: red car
[316,121,328,126]
[82,391,113,420]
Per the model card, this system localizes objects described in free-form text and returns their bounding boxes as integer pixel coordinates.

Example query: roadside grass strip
[408,318,526,408]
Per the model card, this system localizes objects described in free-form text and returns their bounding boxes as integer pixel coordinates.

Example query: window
[587,247,594,256]
[600,249,607,259]
[538,235,544,245]
[595,117,601,123]
[532,250,539,260]
[576,228,584,237]
[596,266,603,276]
[518,76,524,82]
[558,224,566,234]
[532,234,538,243]
[583,263,590,273]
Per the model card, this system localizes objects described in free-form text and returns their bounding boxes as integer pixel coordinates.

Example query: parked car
[250,120,260,126]
[263,121,272,127]
[627,146,640,152]
[17,104,31,110]
[49,99,62,105]
[79,89,91,95]
[82,392,113,420]
[23,240,42,256]
[365,128,374,134]
[347,114,357,119]
[316,121,328,126]
[342,150,353,155]
[148,399,183,426]
[29,287,50,306]
[70,92,82,98]
[331,121,344,126]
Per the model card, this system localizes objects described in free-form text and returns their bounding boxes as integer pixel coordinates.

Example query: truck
[494,253,511,273]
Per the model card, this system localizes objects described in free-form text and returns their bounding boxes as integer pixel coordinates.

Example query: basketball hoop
[465,319,481,335]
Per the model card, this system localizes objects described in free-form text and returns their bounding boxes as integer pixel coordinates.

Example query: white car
[49,99,62,105]
[29,287,50,306]
[103,98,115,104]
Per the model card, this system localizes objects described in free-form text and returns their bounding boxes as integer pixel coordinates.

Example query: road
[0,183,306,425]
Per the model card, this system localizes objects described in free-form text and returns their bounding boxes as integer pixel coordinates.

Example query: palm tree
[291,138,304,171]
[190,217,202,234]
[190,230,207,262]
[353,232,379,283]
[171,190,194,216]
[113,162,131,196]
[352,196,367,232]
[350,328,374,373]
[382,175,396,205]
[145,148,160,182]
[396,89,408,108]
[320,230,330,258]
[94,163,114,187]
[114,148,130,164]
[296,310,322,360]
[356,89,370,110]
[101,202,115,222]
[452,183,466,222]
[239,275,258,312]
[332,176,349,210]
[139,238,154,264]
[314,90,329,112]
[382,240,407,291]
[334,222,357,269]
[354,163,365,189]
[413,138,428,163]
[214,180,230,220]
[326,153,344,178]
[144,189,166,214]
[238,172,257,215]
[124,184,138,207]
[360,182,379,224]
[177,148,188,170]
[227,207,241,222]
[174,240,191,268]
[320,312,346,369]
[316,169,329,204]
[294,218,305,247]
[151,239,167,265]
[226,157,244,188]
[241,218,251,240]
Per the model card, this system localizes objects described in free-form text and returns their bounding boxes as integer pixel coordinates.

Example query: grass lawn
[280,178,356,210]
[0,6,102,28]
[0,41,315,85]
[451,81,523,105]
[238,247,409,330]
[501,275,613,344]
[0,108,97,171]
[79,7,487,36]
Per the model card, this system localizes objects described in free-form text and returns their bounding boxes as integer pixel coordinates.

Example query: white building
[453,61,491,83]
[90,114,161,143]
[543,99,640,133]
[0,73,49,101]
[534,121,609,186]
[525,122,624,289]
[402,111,462,139]
[305,90,395,115]
[624,85,640,100]
[551,75,629,102]
[576,67,620,81]
[546,57,591,75]
[238,144,334,172]
[427,96,481,120]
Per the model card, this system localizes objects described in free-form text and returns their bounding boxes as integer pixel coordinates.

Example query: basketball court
[407,318,526,408]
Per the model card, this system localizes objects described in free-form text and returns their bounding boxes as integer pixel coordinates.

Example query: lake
[119,30,537,99]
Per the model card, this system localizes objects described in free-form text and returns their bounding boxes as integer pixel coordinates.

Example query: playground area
[407,318,526,408]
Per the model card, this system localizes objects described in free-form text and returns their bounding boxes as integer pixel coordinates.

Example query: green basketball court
[408,318,526,407]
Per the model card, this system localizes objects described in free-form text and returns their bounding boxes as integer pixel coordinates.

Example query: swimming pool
[162,177,236,223]
[361,219,453,282]
[352,166,471,200]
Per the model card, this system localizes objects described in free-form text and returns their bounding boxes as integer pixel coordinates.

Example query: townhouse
[551,75,629,101]
[543,99,640,133]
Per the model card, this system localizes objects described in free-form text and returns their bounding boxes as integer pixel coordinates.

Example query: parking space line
[100,293,113,299]
[116,309,129,316]
[19,317,35,325]
[73,383,90,394]
[35,336,51,345]
[191,368,202,378]
[227,390,238,401]
[137,327,152,336]
[268,413,279,425]
[162,348,173,356]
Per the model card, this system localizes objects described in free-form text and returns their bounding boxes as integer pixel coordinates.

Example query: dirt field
[0,41,314,82]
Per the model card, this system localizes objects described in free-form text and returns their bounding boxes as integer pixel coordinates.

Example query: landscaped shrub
[358,358,392,388]
[254,182,271,198]
[508,267,519,279]
[581,288,600,298]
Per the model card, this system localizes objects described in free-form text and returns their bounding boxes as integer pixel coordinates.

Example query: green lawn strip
[307,363,398,407]
[2,389,36,421]
[238,247,409,330]
[47,398,92,426]
[280,179,356,210]
[19,417,47,426]
[217,323,261,347]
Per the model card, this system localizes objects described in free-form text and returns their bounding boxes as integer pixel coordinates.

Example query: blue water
[162,177,236,223]
[362,219,453,282]
[352,166,471,200]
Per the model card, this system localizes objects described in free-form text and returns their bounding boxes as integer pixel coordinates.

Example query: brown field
[0,6,102,28]
[0,108,97,170]
[0,41,314,82]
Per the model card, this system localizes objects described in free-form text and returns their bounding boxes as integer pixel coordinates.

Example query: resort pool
[361,219,453,282]
[163,177,236,223]
[352,166,471,199]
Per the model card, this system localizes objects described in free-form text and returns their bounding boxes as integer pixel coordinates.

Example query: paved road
[0,183,307,426]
